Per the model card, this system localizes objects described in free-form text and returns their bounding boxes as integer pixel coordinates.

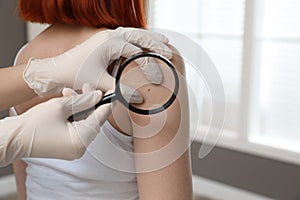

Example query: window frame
[148,0,300,165]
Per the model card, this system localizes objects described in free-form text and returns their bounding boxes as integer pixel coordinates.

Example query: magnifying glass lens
[117,55,177,114]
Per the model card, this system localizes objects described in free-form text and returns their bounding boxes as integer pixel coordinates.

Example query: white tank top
[12,45,139,200]
[24,121,138,200]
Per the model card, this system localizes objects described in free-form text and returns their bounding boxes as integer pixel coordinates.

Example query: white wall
[26,23,49,41]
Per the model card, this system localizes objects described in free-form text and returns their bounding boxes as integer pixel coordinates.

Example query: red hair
[18,0,146,29]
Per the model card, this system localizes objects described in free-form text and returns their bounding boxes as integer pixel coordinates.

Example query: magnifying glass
[69,52,179,121]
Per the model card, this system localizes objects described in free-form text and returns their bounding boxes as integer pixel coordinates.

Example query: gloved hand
[0,84,111,167]
[24,27,172,97]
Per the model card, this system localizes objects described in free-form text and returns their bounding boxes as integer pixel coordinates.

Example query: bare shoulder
[14,42,40,65]
[15,32,60,65]
[131,45,188,133]
[15,26,105,65]
[108,44,189,138]
[168,44,186,75]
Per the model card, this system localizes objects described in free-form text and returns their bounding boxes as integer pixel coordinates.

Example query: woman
[0,12,173,167]
[13,0,192,199]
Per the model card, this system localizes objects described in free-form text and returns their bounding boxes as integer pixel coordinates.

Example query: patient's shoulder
[168,44,185,75]
[14,35,58,65]
[108,44,188,136]
[15,26,107,65]
[129,45,187,122]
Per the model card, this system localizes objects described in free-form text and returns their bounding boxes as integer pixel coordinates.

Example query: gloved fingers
[72,99,112,149]
[134,56,163,85]
[62,83,96,97]
[82,83,95,94]
[85,90,114,127]
[115,27,169,43]
[120,29,173,59]
[93,103,112,126]
[62,91,103,118]
[146,44,172,62]
[62,88,78,97]
[112,41,163,84]
[112,39,143,59]
[96,71,116,92]
[97,71,143,104]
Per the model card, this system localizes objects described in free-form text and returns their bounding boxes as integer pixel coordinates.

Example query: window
[148,0,300,164]
[149,0,245,132]
[250,0,300,152]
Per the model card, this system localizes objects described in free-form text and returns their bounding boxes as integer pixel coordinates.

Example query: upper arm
[129,46,193,199]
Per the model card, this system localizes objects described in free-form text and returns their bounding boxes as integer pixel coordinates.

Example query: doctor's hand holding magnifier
[0,27,172,167]
[24,27,173,97]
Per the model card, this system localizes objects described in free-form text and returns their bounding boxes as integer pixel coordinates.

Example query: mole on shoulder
[147,88,151,92]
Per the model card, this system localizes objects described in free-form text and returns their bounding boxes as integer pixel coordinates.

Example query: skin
[13,24,192,200]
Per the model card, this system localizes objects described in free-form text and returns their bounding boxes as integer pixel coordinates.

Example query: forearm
[0,65,36,110]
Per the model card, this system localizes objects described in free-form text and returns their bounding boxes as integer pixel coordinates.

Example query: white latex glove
[24,27,172,97]
[0,85,111,167]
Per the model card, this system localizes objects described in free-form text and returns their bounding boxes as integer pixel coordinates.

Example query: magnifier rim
[115,52,179,115]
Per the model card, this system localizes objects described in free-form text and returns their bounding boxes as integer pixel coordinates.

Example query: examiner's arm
[0,28,172,167]
[0,27,172,110]
[0,86,111,167]
[0,64,36,110]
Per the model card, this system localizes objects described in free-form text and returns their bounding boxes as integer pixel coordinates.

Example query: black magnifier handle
[68,93,116,122]
[94,93,116,108]
[69,51,179,120]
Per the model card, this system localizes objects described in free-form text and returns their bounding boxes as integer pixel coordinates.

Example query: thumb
[85,90,114,128]
[97,71,116,92]
[98,72,143,104]
[119,83,143,104]
[62,91,103,118]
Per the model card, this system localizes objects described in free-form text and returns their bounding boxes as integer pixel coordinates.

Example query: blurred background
[1,0,300,199]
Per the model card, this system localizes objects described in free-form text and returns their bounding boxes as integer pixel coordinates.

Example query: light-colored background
[1,0,300,199]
